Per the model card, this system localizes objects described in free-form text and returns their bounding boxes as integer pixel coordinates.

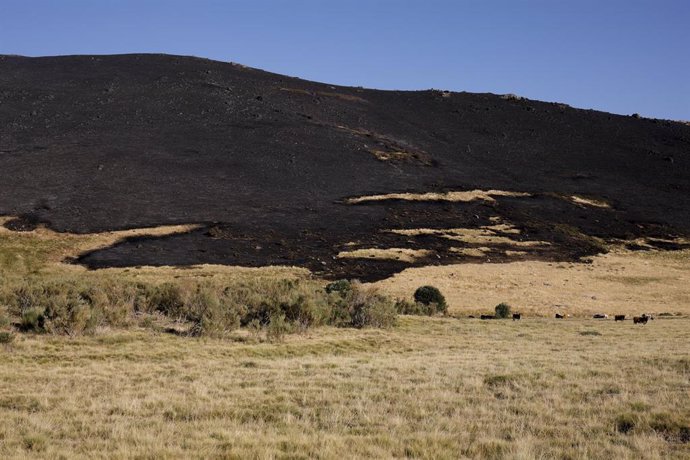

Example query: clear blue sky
[1,0,688,120]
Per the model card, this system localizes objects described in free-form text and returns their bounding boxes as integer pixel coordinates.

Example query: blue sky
[1,0,688,120]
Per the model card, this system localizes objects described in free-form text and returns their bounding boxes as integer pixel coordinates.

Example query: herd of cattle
[472,313,654,324]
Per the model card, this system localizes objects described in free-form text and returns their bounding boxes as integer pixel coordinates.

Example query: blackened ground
[1,54,689,280]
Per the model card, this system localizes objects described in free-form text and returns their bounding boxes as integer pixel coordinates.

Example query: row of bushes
[0,277,405,337]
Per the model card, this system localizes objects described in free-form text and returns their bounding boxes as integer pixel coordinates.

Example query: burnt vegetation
[1,54,689,281]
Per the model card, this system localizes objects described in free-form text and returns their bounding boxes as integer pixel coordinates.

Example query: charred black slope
[1,54,689,280]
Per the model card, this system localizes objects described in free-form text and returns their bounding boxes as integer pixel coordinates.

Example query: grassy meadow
[0,219,689,458]
[1,317,689,459]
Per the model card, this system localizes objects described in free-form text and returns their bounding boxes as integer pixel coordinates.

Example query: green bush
[413,286,447,314]
[0,331,15,344]
[325,279,352,295]
[495,302,512,319]
[20,308,45,332]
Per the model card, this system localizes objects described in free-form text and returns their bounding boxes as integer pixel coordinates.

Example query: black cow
[555,313,564,319]
[614,315,625,322]
[512,313,521,321]
[593,314,608,319]
[633,316,648,325]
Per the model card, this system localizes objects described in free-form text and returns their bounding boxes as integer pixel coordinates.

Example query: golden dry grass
[374,249,690,317]
[337,248,433,263]
[568,195,611,208]
[388,227,548,247]
[346,190,531,204]
[1,317,688,459]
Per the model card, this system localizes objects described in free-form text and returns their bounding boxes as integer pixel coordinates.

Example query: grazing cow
[593,314,608,319]
[555,313,564,319]
[468,315,475,319]
[512,313,521,321]
[480,315,495,320]
[633,316,648,324]
[614,315,625,322]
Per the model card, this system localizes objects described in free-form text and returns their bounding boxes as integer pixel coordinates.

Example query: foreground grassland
[1,317,689,459]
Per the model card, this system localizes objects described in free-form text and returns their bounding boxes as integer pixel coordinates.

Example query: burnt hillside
[1,54,689,280]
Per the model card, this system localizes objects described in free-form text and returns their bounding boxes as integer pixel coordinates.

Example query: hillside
[1,54,689,280]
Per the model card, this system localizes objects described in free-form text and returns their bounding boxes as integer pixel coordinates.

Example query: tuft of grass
[0,331,14,344]
[615,413,638,434]
[579,330,602,336]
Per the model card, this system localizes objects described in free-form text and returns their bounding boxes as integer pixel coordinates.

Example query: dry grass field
[1,317,688,459]
[375,249,690,318]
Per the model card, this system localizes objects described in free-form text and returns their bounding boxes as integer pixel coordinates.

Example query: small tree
[413,286,447,315]
[495,302,511,319]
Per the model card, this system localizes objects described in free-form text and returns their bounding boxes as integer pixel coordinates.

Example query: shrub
[395,298,434,316]
[11,280,130,335]
[186,284,241,337]
[41,287,94,335]
[80,282,136,327]
[414,286,447,314]
[325,279,352,295]
[266,312,291,342]
[0,331,15,344]
[20,308,45,332]
[237,279,328,329]
[147,283,186,318]
[348,283,397,328]
[495,302,512,319]
[328,295,352,327]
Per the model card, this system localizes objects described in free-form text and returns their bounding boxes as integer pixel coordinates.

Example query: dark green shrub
[495,302,511,319]
[413,286,447,314]
[20,308,45,332]
[325,279,352,296]
[328,296,352,327]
